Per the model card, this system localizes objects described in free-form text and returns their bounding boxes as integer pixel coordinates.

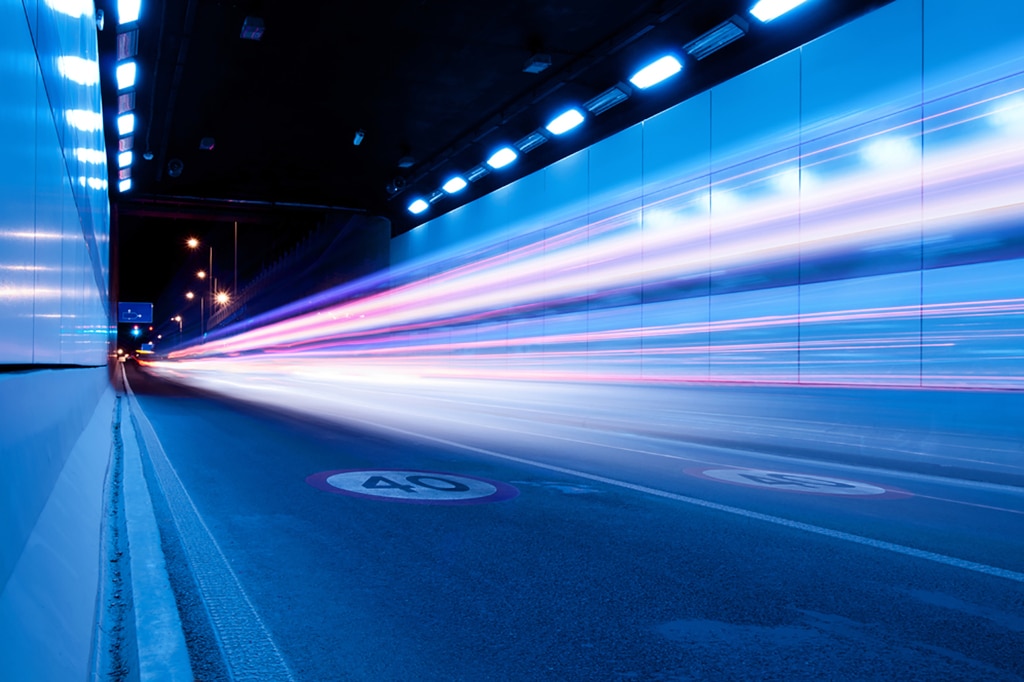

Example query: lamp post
[172,315,182,345]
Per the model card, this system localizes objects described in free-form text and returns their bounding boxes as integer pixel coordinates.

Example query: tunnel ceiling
[100,0,891,305]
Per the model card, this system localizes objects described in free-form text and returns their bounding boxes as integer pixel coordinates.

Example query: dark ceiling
[98,0,889,307]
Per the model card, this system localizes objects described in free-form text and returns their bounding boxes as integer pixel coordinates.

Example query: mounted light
[466,164,490,182]
[119,178,132,192]
[684,16,749,60]
[584,83,631,115]
[117,113,135,135]
[442,176,468,194]
[486,146,518,169]
[118,150,133,168]
[750,0,810,22]
[118,92,135,114]
[408,198,429,214]
[515,131,548,153]
[117,0,140,24]
[116,61,137,90]
[116,29,139,59]
[628,55,682,90]
[545,108,585,136]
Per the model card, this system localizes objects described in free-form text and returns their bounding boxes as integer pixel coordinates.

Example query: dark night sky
[116,215,321,342]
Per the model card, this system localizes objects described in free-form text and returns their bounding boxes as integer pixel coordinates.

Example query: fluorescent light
[486,146,518,169]
[74,148,106,164]
[584,83,631,115]
[684,16,748,60]
[118,0,141,24]
[117,113,135,136]
[545,108,585,135]
[119,178,132,192]
[118,150,133,168]
[515,131,548,153]
[116,61,137,90]
[442,176,468,194]
[408,198,429,214]
[66,109,103,132]
[628,55,682,90]
[117,29,139,59]
[750,0,810,22]
[118,92,135,114]
[466,165,490,182]
[57,56,99,85]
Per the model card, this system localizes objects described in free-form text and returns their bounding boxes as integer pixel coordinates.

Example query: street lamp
[215,291,230,305]
[186,237,199,249]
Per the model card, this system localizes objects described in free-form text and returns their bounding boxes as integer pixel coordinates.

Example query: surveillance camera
[385,176,406,195]
[167,158,184,178]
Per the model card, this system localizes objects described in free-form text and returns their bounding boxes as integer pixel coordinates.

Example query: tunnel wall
[1,0,113,678]
[390,0,1024,391]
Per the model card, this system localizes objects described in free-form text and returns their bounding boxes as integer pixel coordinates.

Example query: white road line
[340,414,1024,585]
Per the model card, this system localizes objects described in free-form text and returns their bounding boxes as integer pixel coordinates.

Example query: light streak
[145,77,1024,398]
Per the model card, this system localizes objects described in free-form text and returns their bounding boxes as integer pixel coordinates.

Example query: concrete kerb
[118,366,194,682]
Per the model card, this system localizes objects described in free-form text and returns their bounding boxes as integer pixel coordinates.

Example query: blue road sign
[118,302,153,324]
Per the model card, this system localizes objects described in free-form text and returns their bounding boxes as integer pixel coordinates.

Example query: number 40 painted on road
[306,469,520,505]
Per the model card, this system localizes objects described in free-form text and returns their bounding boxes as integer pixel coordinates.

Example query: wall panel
[390,0,1024,391]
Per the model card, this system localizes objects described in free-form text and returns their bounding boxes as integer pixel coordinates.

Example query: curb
[119,368,194,682]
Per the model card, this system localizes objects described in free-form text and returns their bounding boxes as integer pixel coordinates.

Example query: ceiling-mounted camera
[167,159,184,178]
[385,177,406,195]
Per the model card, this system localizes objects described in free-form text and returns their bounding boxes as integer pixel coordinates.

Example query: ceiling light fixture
[749,0,811,22]
[116,29,138,59]
[118,150,133,168]
[118,178,132,192]
[546,108,585,135]
[684,16,749,60]
[117,91,135,114]
[628,55,683,90]
[116,113,135,136]
[117,0,140,24]
[116,61,137,90]
[486,146,518,169]
[584,83,632,115]
[514,131,548,153]
[442,176,468,194]
[408,198,429,214]
[523,53,552,74]
[466,165,490,182]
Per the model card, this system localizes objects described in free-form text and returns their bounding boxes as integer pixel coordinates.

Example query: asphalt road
[124,362,1024,681]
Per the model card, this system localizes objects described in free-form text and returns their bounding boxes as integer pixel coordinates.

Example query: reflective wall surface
[0,0,111,365]
[378,0,1024,390]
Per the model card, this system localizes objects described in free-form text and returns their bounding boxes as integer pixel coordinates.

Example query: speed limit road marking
[689,468,911,498]
[306,469,519,505]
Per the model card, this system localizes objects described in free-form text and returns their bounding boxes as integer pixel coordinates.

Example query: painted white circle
[699,468,888,496]
[324,470,498,501]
